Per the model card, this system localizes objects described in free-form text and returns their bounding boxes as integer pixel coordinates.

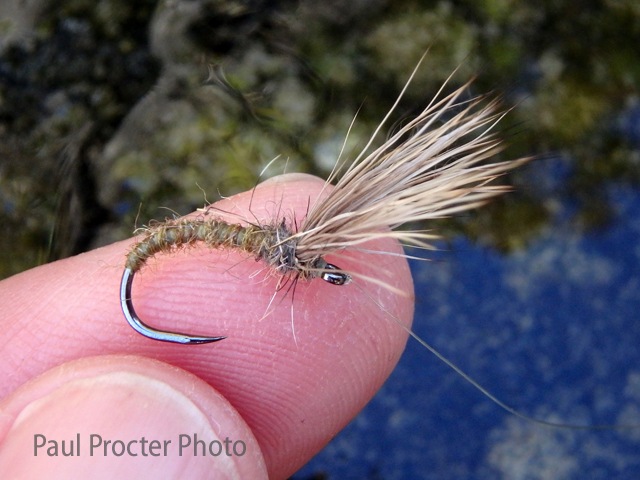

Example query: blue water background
[296,175,640,478]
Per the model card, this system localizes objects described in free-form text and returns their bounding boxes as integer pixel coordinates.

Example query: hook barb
[120,267,226,345]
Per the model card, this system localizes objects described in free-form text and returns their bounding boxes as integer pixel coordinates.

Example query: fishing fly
[120,61,524,344]
[119,59,640,431]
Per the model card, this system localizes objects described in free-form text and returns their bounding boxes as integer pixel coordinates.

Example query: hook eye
[321,263,351,286]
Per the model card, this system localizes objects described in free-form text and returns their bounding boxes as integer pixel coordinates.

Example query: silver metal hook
[320,263,351,285]
[120,267,226,344]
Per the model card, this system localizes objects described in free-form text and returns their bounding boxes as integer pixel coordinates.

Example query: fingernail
[0,371,241,479]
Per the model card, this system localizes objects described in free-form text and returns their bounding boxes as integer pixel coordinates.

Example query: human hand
[0,174,413,479]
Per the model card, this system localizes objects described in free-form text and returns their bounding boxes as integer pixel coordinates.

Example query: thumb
[0,355,266,479]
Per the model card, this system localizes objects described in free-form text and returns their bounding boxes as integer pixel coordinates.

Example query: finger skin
[0,355,267,479]
[0,174,414,478]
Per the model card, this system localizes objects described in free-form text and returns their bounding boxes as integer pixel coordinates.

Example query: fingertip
[258,172,325,187]
[0,172,414,479]
[0,355,267,479]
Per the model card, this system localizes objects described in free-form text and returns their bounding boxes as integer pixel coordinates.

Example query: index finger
[0,173,414,478]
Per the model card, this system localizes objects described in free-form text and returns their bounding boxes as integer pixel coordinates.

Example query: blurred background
[1,0,639,478]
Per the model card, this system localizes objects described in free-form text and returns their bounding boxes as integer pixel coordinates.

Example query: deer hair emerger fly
[119,60,640,432]
[120,63,526,345]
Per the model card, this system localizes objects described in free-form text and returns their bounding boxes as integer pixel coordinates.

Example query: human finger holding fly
[0,62,530,478]
[0,173,413,478]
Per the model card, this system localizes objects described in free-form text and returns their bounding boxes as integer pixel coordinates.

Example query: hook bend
[120,267,226,344]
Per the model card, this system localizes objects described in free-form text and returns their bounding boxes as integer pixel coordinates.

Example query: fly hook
[120,267,227,344]
[120,217,350,344]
